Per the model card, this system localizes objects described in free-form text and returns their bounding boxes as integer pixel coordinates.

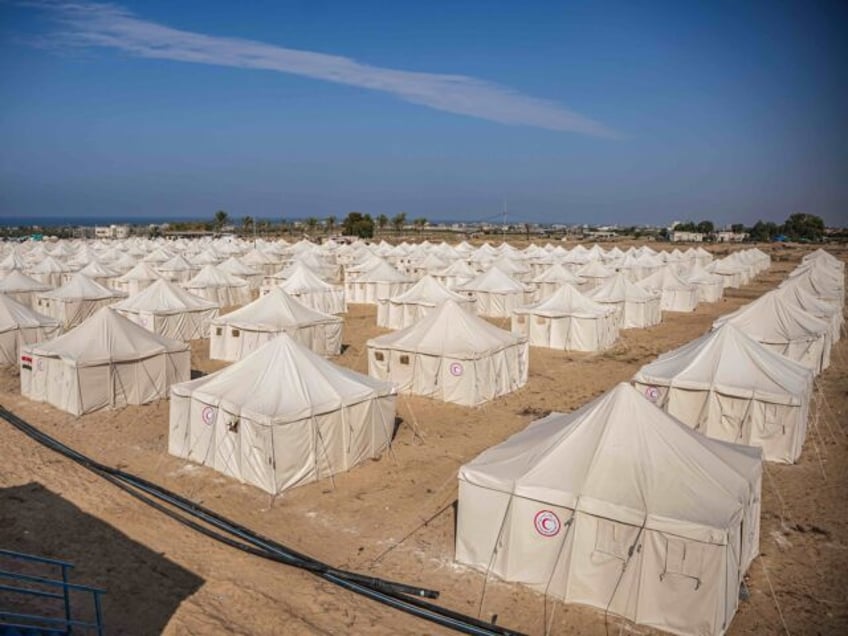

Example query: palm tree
[242,216,254,236]
[214,210,229,232]
[392,212,407,235]
[325,215,337,235]
[305,217,319,236]
[414,217,427,234]
[377,214,389,236]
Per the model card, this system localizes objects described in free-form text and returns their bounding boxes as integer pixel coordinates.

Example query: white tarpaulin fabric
[511,285,619,352]
[454,266,536,318]
[210,288,342,360]
[456,383,762,636]
[112,278,219,341]
[0,293,62,366]
[20,307,190,415]
[367,299,528,406]
[375,275,475,329]
[183,264,252,307]
[0,270,53,309]
[344,260,413,304]
[636,267,700,312]
[169,334,396,495]
[633,324,814,463]
[587,273,662,329]
[265,263,347,314]
[34,273,127,329]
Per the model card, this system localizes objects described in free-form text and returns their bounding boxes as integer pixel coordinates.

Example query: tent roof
[25,307,188,366]
[41,273,126,301]
[633,323,813,404]
[352,260,411,283]
[185,264,249,288]
[459,383,761,541]
[455,266,530,293]
[532,263,584,285]
[278,263,338,292]
[368,299,525,358]
[113,278,219,314]
[0,293,60,332]
[587,273,659,303]
[0,270,52,293]
[514,284,614,318]
[385,275,471,306]
[713,290,829,343]
[213,288,339,330]
[171,333,394,424]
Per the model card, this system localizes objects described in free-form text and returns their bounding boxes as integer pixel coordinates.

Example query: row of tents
[455,247,844,636]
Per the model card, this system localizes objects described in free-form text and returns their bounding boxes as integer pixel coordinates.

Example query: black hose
[0,405,524,636]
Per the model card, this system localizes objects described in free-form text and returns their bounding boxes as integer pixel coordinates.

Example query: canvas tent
[210,288,342,361]
[530,263,586,300]
[713,291,832,374]
[376,275,475,329]
[456,383,762,636]
[454,267,536,318]
[35,273,127,329]
[272,263,347,314]
[367,299,528,406]
[511,285,618,352]
[0,293,61,366]
[183,264,252,307]
[633,324,814,463]
[587,273,662,329]
[0,270,52,309]
[112,261,163,296]
[112,278,219,341]
[20,308,190,416]
[169,334,396,495]
[636,267,700,312]
[344,260,413,304]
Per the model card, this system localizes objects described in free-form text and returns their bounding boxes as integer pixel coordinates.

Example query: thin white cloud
[27,1,618,137]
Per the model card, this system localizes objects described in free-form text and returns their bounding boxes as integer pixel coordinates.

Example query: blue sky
[1,1,846,226]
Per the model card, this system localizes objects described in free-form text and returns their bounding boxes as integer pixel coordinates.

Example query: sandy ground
[1,242,846,635]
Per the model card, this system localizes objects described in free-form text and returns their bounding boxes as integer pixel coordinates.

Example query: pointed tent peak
[587,272,660,302]
[368,298,524,358]
[117,261,163,282]
[456,265,531,293]
[490,255,531,274]
[159,253,196,271]
[516,284,614,317]
[0,269,53,293]
[173,332,394,424]
[388,275,470,305]
[576,260,614,277]
[354,259,411,282]
[0,251,28,271]
[636,266,696,290]
[42,273,125,300]
[186,264,249,287]
[29,254,71,273]
[113,278,219,313]
[713,289,829,339]
[79,260,120,278]
[461,382,761,536]
[27,307,188,365]
[435,259,476,278]
[532,262,584,284]
[0,293,60,331]
[274,262,335,291]
[218,256,261,277]
[215,287,338,329]
[634,322,814,402]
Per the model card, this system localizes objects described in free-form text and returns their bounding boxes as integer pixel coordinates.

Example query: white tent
[20,308,190,416]
[431,259,477,289]
[27,256,72,288]
[0,293,61,366]
[35,273,127,329]
[183,264,252,307]
[344,260,413,304]
[376,275,475,329]
[367,299,528,406]
[574,260,615,290]
[587,273,662,329]
[512,285,618,352]
[218,256,263,290]
[0,270,52,309]
[530,263,586,300]
[636,267,699,312]
[169,334,396,495]
[713,291,832,374]
[272,263,347,314]
[633,324,814,463]
[456,383,762,636]
[680,265,725,304]
[112,278,219,341]
[210,288,342,361]
[454,266,536,318]
[156,254,198,283]
[112,261,163,296]
[776,279,843,342]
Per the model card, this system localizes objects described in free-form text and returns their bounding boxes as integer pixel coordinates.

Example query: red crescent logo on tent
[534,510,561,537]
[201,406,216,425]
[449,362,464,376]
[645,386,660,402]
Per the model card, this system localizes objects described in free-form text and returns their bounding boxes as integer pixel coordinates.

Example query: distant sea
[0,215,251,227]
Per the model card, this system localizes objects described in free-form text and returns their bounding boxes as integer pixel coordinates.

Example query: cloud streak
[29,1,618,137]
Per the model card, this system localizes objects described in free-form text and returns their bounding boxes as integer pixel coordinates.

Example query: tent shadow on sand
[0,482,204,634]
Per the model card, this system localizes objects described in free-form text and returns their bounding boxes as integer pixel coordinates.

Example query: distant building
[715,231,747,243]
[94,224,130,239]
[671,231,704,242]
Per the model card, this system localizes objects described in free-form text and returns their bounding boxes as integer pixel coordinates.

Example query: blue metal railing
[0,549,105,635]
